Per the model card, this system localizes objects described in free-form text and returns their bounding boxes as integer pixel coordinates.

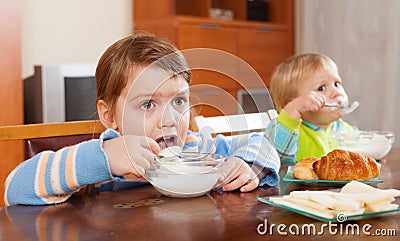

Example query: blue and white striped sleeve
[215,133,281,187]
[4,129,120,205]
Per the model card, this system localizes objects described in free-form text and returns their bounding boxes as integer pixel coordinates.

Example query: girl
[5,34,280,205]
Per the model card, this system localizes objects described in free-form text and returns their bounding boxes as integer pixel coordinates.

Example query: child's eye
[334,81,341,87]
[173,97,186,106]
[317,86,325,91]
[140,101,155,110]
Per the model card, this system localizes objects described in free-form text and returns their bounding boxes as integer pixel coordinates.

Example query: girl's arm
[4,129,120,205]
[215,132,281,187]
[183,130,280,189]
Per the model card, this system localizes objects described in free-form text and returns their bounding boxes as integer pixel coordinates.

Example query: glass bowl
[145,152,224,198]
[334,130,395,160]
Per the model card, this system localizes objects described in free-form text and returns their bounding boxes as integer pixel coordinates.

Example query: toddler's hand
[214,157,265,192]
[103,135,160,178]
[284,91,326,119]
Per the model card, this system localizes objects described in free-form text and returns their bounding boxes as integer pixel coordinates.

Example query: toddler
[265,53,357,164]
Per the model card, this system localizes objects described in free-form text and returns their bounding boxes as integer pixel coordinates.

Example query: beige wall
[296,0,400,147]
[21,0,133,78]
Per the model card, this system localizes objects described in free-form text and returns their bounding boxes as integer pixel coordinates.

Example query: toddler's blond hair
[270,53,339,111]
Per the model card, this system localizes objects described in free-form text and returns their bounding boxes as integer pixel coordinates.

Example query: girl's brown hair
[95,33,191,115]
[270,53,338,111]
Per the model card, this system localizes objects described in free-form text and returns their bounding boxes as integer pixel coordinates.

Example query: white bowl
[146,152,224,198]
[335,131,395,160]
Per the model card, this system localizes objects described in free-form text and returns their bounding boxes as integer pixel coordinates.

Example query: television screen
[64,76,98,121]
[237,88,275,114]
[24,64,97,123]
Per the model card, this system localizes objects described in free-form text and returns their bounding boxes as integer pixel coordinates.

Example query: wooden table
[1,149,399,241]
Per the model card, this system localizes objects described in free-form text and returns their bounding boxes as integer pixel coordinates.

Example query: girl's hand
[103,136,160,178]
[214,157,269,192]
[284,91,326,120]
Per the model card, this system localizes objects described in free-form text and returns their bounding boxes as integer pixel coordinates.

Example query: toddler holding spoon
[265,53,358,163]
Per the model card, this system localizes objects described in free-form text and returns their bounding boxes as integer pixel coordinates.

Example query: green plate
[257,195,400,222]
[283,166,383,186]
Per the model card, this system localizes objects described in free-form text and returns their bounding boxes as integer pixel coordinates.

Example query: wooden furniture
[0,120,105,142]
[1,149,399,240]
[0,0,24,208]
[134,0,294,117]
[0,120,106,206]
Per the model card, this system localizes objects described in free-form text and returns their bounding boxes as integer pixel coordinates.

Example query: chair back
[0,120,106,159]
[194,110,277,136]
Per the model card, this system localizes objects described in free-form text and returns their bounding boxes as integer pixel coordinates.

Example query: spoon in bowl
[325,101,359,115]
[158,146,182,162]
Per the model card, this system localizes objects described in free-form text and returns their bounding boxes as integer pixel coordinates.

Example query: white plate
[258,195,400,222]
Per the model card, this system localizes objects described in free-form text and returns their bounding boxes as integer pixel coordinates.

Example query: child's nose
[160,105,177,127]
[330,86,343,98]
[330,88,347,104]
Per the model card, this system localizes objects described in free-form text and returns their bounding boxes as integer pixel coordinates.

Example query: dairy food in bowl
[146,152,224,198]
[335,131,395,160]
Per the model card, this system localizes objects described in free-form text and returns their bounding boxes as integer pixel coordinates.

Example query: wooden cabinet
[190,86,238,117]
[0,0,23,206]
[237,27,293,87]
[134,0,294,116]
[177,23,238,54]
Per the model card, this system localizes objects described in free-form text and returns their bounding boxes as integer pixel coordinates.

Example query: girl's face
[299,67,348,126]
[111,66,190,150]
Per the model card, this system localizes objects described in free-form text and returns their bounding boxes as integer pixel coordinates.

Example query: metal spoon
[157,146,182,162]
[325,101,359,115]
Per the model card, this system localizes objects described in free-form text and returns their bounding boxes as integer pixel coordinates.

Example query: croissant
[312,149,380,180]
[293,157,319,180]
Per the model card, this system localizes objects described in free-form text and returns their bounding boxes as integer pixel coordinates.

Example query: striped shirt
[5,129,280,205]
